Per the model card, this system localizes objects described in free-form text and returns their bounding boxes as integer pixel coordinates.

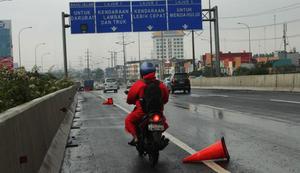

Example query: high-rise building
[152,31,185,60]
[0,20,13,69]
[0,20,12,58]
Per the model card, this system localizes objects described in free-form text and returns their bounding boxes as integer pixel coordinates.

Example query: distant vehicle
[189,75,197,79]
[94,83,104,90]
[78,86,84,91]
[126,79,137,89]
[163,77,171,91]
[84,80,94,91]
[170,73,191,94]
[104,78,118,93]
[194,76,203,80]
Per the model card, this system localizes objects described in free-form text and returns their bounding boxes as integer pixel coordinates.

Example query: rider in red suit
[125,62,169,145]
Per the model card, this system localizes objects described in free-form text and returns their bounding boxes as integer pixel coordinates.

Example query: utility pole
[192,30,196,72]
[213,6,221,76]
[123,33,126,82]
[109,51,114,67]
[264,26,266,54]
[62,12,70,79]
[86,49,90,79]
[116,33,135,84]
[108,50,120,67]
[114,52,117,66]
[283,23,288,59]
[160,31,164,79]
[209,0,214,76]
[274,15,277,51]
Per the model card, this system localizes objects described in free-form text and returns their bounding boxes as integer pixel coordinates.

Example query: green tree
[0,67,73,113]
[233,67,251,76]
[93,68,104,81]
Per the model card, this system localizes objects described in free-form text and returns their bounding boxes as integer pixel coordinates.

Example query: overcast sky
[1,0,299,71]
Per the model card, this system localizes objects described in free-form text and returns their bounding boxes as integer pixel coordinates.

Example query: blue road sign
[70,2,96,34]
[168,0,202,31]
[96,1,132,33]
[132,0,167,32]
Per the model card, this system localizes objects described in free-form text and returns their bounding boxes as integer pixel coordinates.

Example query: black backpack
[140,80,163,113]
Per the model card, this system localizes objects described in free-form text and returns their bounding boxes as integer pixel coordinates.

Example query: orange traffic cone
[107,98,113,105]
[103,98,113,105]
[183,137,230,163]
[102,99,109,105]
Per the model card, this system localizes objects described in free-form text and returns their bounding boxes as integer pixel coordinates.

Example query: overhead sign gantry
[69,0,203,34]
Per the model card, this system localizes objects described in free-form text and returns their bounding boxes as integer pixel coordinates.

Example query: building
[274,51,300,66]
[152,31,185,60]
[126,61,140,80]
[169,58,193,74]
[115,65,124,79]
[104,65,126,83]
[203,51,253,75]
[125,58,195,81]
[254,56,279,64]
[0,20,13,69]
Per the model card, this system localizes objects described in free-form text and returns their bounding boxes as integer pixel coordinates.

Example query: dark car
[170,73,191,94]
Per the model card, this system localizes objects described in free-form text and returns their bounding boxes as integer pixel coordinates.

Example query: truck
[84,80,94,91]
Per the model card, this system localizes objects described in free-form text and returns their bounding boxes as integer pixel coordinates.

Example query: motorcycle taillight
[152,114,161,123]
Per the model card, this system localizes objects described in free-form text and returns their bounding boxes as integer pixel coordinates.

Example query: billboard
[0,57,13,69]
[0,20,13,69]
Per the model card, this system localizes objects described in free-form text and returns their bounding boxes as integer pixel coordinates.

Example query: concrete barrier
[191,73,300,92]
[0,86,77,173]
[293,74,300,92]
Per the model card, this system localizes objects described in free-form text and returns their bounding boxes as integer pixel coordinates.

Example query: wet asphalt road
[61,88,300,173]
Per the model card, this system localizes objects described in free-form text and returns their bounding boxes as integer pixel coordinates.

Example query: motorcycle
[124,90,169,167]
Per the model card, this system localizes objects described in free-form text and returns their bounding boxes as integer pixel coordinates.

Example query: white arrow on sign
[111,26,117,32]
[147,25,153,31]
[182,24,188,30]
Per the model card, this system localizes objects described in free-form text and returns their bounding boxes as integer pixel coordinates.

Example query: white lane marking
[81,125,123,129]
[97,93,230,173]
[78,117,124,121]
[190,94,229,98]
[270,99,300,104]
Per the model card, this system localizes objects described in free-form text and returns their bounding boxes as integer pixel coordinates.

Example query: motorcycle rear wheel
[149,151,159,167]
[136,142,145,157]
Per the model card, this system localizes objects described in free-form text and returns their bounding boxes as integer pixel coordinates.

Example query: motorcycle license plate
[148,124,164,131]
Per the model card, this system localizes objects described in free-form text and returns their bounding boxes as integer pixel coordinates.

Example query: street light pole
[18,26,32,67]
[62,12,70,79]
[35,43,46,67]
[41,52,50,73]
[237,22,251,53]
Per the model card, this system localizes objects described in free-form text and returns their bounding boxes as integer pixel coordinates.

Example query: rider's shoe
[159,136,169,150]
[128,138,137,146]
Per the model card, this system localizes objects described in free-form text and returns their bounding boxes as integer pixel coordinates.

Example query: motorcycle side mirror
[124,90,129,95]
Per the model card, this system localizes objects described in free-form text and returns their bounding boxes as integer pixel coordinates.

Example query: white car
[104,78,118,93]
[94,83,104,90]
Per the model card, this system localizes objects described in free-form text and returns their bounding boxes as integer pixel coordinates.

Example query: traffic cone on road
[107,98,113,105]
[102,98,113,105]
[183,137,230,163]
